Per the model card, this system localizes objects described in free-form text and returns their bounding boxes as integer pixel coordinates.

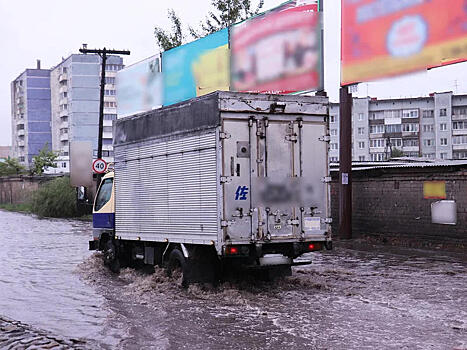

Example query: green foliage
[0,157,26,176]
[0,203,33,213]
[31,143,58,175]
[189,0,264,38]
[391,148,404,158]
[154,9,184,52]
[31,176,79,218]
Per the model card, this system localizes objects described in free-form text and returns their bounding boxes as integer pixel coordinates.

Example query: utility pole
[79,45,130,186]
[339,85,352,239]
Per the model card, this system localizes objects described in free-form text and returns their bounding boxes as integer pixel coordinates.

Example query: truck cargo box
[113,91,330,255]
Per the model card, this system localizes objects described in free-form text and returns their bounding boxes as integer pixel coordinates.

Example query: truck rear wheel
[167,248,188,288]
[104,240,120,273]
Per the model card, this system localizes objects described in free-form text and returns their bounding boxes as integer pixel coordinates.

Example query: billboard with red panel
[341,0,467,85]
[231,0,321,94]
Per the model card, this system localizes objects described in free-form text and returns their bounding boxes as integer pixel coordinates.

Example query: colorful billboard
[116,55,162,118]
[162,28,229,106]
[230,0,321,94]
[341,0,467,85]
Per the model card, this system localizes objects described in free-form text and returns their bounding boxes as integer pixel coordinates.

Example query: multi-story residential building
[329,92,467,162]
[10,61,52,168]
[50,54,123,172]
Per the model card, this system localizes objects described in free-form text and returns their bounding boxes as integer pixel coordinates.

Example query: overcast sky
[0,0,465,146]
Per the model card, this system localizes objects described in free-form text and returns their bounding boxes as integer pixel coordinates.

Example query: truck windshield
[94,178,113,211]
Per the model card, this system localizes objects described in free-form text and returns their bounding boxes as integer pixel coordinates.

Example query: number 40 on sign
[92,158,108,174]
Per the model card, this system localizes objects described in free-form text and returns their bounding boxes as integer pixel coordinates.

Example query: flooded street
[0,209,466,349]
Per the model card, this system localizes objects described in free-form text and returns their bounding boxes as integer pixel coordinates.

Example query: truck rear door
[222,116,328,243]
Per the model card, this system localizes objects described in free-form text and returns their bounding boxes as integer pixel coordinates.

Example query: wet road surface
[0,209,466,349]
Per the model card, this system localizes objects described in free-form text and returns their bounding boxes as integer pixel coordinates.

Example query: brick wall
[331,166,467,248]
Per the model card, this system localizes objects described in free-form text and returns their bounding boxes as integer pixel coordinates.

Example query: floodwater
[0,209,466,349]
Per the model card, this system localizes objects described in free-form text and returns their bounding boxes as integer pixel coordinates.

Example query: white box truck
[90,91,332,284]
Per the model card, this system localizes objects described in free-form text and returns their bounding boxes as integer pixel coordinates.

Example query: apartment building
[329,92,467,162]
[50,54,123,172]
[10,61,52,168]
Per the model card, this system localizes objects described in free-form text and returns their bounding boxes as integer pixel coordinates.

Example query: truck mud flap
[89,240,99,251]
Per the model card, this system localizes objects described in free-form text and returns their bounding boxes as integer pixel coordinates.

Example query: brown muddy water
[0,210,466,349]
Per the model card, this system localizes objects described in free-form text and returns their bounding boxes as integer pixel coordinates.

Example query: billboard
[230,0,321,94]
[116,55,162,118]
[162,28,229,106]
[341,0,467,85]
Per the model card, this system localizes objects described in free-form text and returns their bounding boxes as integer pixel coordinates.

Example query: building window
[104,89,116,96]
[439,108,447,117]
[423,153,435,159]
[357,127,365,135]
[358,113,364,121]
[453,121,467,130]
[358,141,365,149]
[103,126,113,133]
[104,101,117,108]
[440,138,448,146]
[330,143,338,150]
[371,111,385,120]
[452,107,467,116]
[370,125,384,134]
[385,124,402,133]
[330,129,337,136]
[440,123,447,131]
[402,123,419,132]
[423,139,435,147]
[62,162,67,168]
[329,156,338,162]
[358,156,365,161]
[330,115,336,123]
[422,110,434,118]
[453,151,467,159]
[390,138,402,147]
[403,109,419,118]
[403,139,419,147]
[453,135,467,145]
[440,153,447,159]
[370,153,385,161]
[104,114,117,120]
[423,124,434,132]
[105,77,116,84]
[370,139,385,148]
[19,156,25,162]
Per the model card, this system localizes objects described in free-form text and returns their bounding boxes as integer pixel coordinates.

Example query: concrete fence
[0,175,59,204]
[330,164,467,250]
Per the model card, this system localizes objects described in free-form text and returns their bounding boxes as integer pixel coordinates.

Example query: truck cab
[89,172,115,251]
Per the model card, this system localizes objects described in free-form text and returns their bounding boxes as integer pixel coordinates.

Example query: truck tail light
[307,243,321,251]
[226,246,239,255]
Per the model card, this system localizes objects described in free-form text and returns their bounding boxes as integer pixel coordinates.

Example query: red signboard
[231,0,321,94]
[341,0,467,85]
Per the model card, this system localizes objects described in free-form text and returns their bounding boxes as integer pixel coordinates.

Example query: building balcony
[453,144,467,151]
[102,144,113,151]
[59,73,67,82]
[59,110,68,118]
[402,131,419,137]
[60,121,68,129]
[102,132,113,139]
[17,129,25,137]
[16,119,25,126]
[453,129,467,136]
[59,133,69,141]
[17,140,25,147]
[402,146,419,152]
[59,97,68,106]
[103,96,116,102]
[452,114,467,121]
[104,107,116,114]
[59,85,68,94]
[103,119,113,127]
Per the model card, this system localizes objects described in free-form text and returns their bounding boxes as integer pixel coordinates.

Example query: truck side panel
[114,130,220,245]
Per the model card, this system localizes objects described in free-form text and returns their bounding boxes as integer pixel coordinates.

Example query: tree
[154,9,184,52]
[31,143,58,175]
[0,157,26,176]
[189,0,264,39]
[391,148,404,158]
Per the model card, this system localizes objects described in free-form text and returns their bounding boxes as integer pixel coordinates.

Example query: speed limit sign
[92,158,108,174]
